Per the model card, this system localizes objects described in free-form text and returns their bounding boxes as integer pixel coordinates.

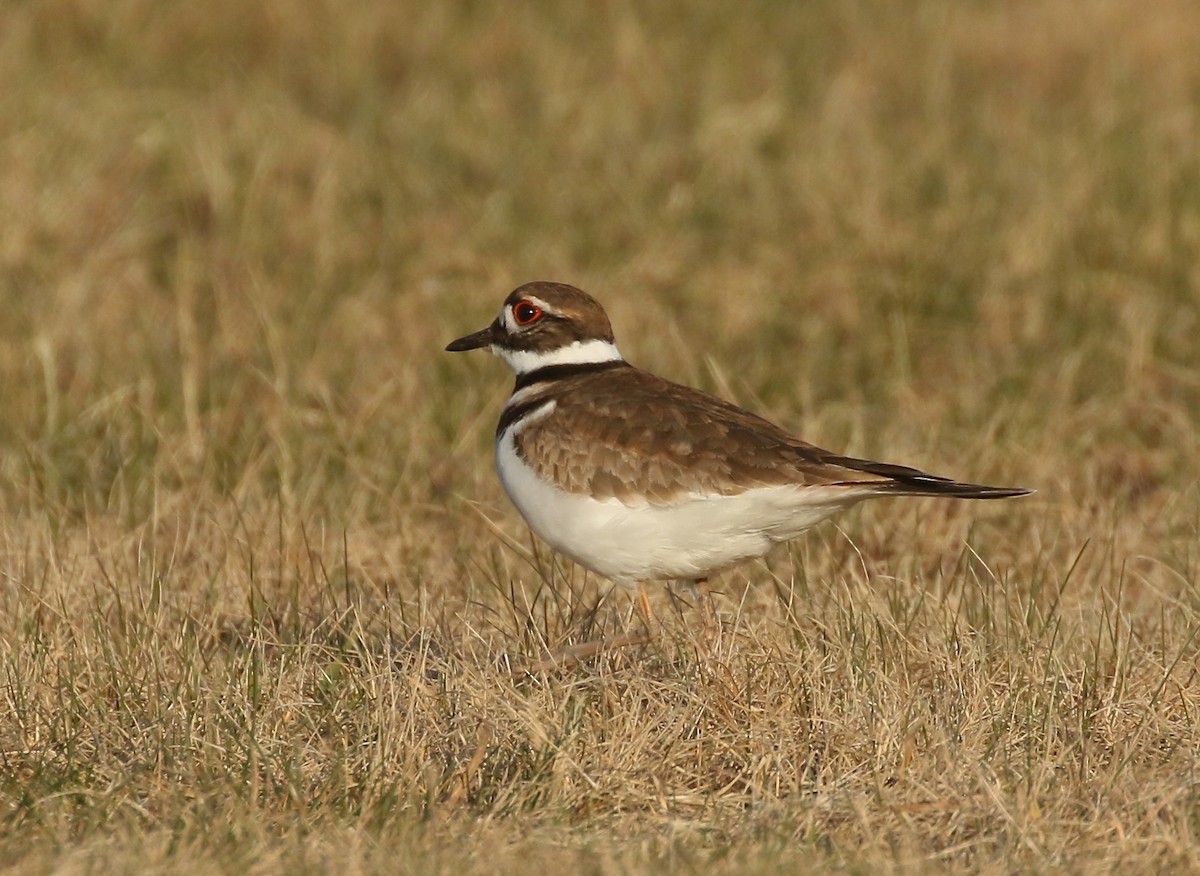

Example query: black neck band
[496,398,552,437]
[512,358,628,392]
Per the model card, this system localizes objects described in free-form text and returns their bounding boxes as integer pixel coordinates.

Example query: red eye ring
[512,301,543,326]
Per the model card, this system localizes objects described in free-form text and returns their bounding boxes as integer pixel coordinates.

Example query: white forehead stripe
[494,339,623,375]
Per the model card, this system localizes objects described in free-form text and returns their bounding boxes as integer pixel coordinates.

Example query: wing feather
[513,368,895,505]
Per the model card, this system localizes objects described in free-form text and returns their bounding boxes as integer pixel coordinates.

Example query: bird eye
[512,301,543,326]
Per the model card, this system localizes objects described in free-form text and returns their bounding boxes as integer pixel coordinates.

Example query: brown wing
[513,367,898,505]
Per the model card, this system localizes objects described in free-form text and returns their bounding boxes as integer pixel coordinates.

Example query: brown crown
[500,282,617,350]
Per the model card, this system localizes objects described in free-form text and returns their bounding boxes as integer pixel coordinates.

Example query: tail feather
[825,454,1033,500]
[880,479,1033,499]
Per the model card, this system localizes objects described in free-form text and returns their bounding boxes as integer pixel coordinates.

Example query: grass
[1,0,1199,872]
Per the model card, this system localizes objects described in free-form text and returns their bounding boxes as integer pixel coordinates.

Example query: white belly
[495,429,870,584]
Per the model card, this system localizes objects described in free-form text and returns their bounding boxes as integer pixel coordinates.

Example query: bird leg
[634,581,660,642]
[690,578,717,644]
[513,582,659,673]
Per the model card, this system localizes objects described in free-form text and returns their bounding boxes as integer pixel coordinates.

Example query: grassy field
[2,0,1199,872]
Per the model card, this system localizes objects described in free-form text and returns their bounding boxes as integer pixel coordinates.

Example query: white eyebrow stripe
[522,295,557,315]
[500,295,559,334]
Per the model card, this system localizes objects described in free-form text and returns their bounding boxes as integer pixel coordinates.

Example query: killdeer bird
[447,282,1030,667]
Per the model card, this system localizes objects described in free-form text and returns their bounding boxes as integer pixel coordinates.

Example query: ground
[1,1,1199,873]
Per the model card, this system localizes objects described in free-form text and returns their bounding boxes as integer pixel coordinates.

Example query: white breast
[495,419,873,584]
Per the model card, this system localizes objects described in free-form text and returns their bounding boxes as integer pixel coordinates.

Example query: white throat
[494,338,623,376]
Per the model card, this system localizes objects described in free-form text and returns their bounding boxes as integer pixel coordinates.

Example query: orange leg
[514,582,659,672]
[691,578,717,645]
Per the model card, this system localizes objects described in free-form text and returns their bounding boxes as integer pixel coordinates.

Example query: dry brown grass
[2,0,1199,872]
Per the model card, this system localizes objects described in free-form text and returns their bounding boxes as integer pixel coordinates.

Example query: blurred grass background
[1,0,1199,872]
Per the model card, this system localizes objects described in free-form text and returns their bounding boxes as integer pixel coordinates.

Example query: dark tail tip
[821,452,1033,500]
[886,478,1034,500]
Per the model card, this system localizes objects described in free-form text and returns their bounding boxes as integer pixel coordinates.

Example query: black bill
[445,321,499,352]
